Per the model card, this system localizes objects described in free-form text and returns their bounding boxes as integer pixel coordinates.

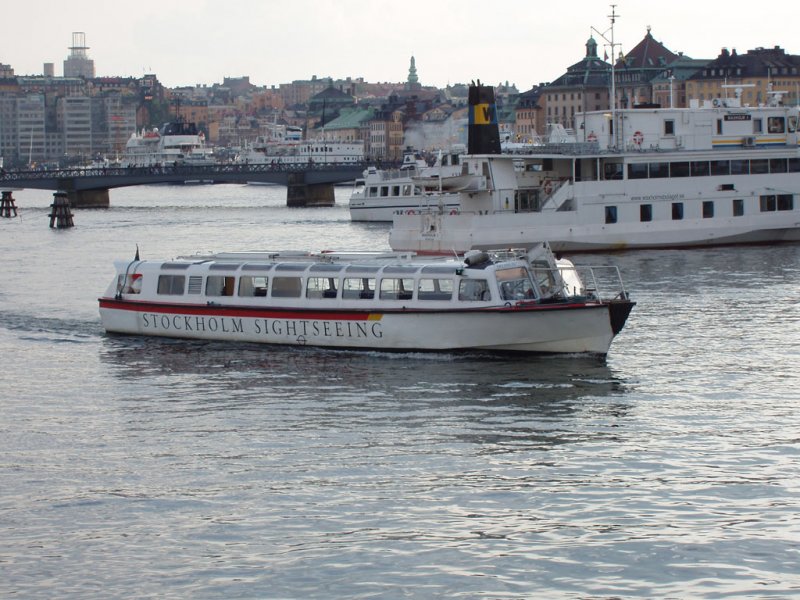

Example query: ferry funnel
[467,81,501,155]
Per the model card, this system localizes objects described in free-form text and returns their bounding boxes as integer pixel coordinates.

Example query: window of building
[702,201,714,218]
[605,205,618,224]
[640,204,652,222]
[157,275,186,295]
[733,199,744,216]
[671,202,684,220]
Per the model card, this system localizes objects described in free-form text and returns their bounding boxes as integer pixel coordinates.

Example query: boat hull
[98,298,632,355]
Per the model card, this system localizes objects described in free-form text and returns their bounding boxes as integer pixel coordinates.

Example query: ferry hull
[98,299,632,355]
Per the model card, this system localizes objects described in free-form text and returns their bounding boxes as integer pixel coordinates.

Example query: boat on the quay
[121,120,215,167]
[349,147,467,222]
[98,244,634,354]
[389,84,800,254]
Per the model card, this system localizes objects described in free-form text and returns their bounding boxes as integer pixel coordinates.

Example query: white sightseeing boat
[236,131,364,166]
[98,244,634,354]
[390,91,800,253]
[122,120,215,167]
[349,147,471,221]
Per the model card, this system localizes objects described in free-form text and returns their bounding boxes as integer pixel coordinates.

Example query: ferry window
[670,162,690,177]
[117,273,142,294]
[306,277,338,299]
[391,185,400,196]
[702,201,715,218]
[402,184,412,195]
[342,277,375,300]
[417,278,454,301]
[730,160,749,175]
[648,162,669,178]
[603,162,623,180]
[733,199,744,216]
[691,161,710,177]
[716,119,723,135]
[750,159,769,174]
[759,195,777,211]
[380,278,414,300]
[496,268,535,301]
[206,275,235,297]
[157,275,185,295]
[458,279,490,302]
[788,116,797,133]
[769,158,788,173]
[605,206,618,224]
[239,275,268,297]
[271,276,302,298]
[380,186,389,197]
[671,202,684,220]
[767,117,785,133]
[368,187,378,197]
[777,194,794,211]
[753,119,763,134]
[664,120,675,135]
[640,204,653,222]
[789,158,800,173]
[627,163,648,179]
[710,160,730,176]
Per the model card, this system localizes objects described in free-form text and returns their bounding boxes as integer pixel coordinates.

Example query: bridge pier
[67,188,110,208]
[49,192,74,228]
[286,173,335,207]
[1,190,18,217]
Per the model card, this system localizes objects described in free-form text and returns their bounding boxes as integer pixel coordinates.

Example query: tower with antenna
[63,32,95,78]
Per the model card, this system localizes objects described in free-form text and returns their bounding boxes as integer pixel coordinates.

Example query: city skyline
[4,0,799,90]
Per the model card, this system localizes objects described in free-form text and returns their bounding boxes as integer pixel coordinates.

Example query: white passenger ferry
[236,132,364,166]
[98,245,634,354]
[390,90,800,253]
[349,148,467,222]
[121,120,215,167]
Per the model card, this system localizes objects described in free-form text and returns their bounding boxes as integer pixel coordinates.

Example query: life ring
[587,131,597,142]
[543,179,553,195]
[406,209,416,215]
[449,209,458,215]
[633,131,644,145]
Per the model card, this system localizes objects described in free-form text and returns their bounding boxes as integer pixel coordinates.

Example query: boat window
[342,277,375,299]
[603,162,623,180]
[345,265,381,274]
[627,163,648,179]
[640,204,652,222]
[750,159,769,174]
[209,263,241,271]
[417,278,454,301]
[382,265,419,275]
[789,116,798,133]
[605,206,618,224]
[117,273,142,294]
[710,160,730,176]
[420,265,459,274]
[380,186,389,197]
[380,278,414,300]
[241,263,274,271]
[160,262,192,270]
[753,119,763,134]
[648,162,669,178]
[239,276,268,297]
[306,277,338,299]
[392,185,400,196]
[717,119,723,135]
[368,187,378,197]
[669,162,690,177]
[275,263,309,272]
[730,160,749,175]
[703,201,715,218]
[664,120,675,136]
[760,195,777,212]
[733,199,744,216]
[271,277,302,298]
[769,159,788,173]
[691,161,710,177]
[496,268,535,301]
[309,263,344,273]
[768,117,785,134]
[206,275,235,296]
[672,202,684,220]
[187,276,202,294]
[778,195,794,211]
[402,184,412,196]
[157,275,186,295]
[458,279,490,302]
[789,158,800,173]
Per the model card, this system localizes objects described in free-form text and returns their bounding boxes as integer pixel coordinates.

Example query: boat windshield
[496,267,536,300]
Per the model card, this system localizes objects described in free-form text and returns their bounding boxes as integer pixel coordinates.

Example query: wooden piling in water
[1,190,18,218]
[49,191,74,228]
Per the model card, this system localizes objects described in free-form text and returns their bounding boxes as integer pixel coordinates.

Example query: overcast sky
[3,0,797,90]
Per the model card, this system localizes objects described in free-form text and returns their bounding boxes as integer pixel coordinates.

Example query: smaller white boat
[98,244,634,354]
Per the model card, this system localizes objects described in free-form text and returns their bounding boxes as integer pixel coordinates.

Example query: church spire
[408,55,419,86]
